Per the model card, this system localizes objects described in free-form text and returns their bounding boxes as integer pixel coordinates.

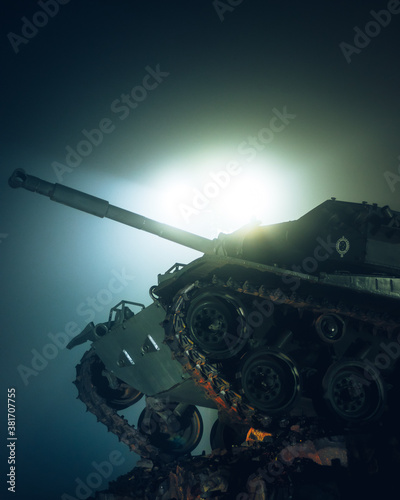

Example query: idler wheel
[238,349,300,414]
[186,292,246,360]
[90,357,143,410]
[322,360,385,422]
[138,404,203,455]
[315,314,345,343]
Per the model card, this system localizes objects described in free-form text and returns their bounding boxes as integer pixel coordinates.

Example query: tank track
[165,275,400,432]
[74,272,399,460]
[74,349,161,460]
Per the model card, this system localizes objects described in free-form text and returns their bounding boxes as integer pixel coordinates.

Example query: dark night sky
[1,1,400,499]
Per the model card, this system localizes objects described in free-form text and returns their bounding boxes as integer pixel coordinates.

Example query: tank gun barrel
[8,169,216,254]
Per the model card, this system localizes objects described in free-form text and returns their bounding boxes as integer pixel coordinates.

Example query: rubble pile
[90,426,350,500]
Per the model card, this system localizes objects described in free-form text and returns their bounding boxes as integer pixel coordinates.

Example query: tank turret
[10,169,400,277]
[9,168,400,461]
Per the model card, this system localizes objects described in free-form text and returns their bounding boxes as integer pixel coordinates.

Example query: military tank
[8,168,400,462]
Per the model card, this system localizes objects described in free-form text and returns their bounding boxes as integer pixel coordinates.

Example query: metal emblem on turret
[336,236,350,258]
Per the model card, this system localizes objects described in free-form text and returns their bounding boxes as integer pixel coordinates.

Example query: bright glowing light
[217,176,271,227]
[141,145,307,239]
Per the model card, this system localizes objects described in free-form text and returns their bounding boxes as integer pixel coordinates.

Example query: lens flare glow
[216,177,272,227]
[144,147,306,238]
